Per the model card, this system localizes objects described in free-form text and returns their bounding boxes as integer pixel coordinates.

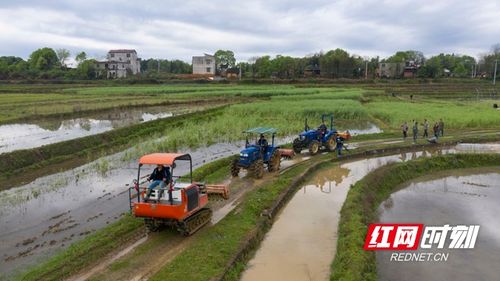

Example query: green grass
[330,153,500,281]
[365,99,500,129]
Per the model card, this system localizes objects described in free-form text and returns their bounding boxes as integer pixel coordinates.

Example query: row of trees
[0,48,98,79]
[1,45,499,80]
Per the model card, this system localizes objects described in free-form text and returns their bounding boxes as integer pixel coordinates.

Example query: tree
[76,59,97,79]
[28,48,60,70]
[56,48,70,67]
[214,50,236,73]
[385,50,425,65]
[75,52,87,65]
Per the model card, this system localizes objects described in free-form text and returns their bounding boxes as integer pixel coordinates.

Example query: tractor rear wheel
[230,158,240,177]
[250,159,264,178]
[292,138,302,154]
[325,136,336,151]
[268,150,281,172]
[309,140,320,155]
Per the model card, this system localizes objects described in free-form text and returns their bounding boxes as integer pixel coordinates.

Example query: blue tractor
[292,114,337,155]
[231,127,281,179]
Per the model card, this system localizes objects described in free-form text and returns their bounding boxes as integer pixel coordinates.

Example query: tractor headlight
[240,153,249,157]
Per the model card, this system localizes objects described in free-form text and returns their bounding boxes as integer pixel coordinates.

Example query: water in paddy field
[0,141,243,279]
[377,171,500,281]
[240,144,499,281]
[0,104,206,154]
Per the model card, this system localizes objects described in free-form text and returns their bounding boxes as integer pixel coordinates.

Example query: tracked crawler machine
[129,153,228,235]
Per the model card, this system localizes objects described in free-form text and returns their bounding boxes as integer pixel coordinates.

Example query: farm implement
[129,153,228,235]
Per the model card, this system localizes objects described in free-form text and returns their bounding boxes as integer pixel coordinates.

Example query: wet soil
[377,170,500,281]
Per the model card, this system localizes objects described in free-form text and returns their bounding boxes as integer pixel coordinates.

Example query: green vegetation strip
[14,154,235,281]
[0,106,227,190]
[330,153,500,281]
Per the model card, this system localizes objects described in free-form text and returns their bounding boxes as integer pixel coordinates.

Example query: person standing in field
[422,119,429,138]
[401,121,409,139]
[412,121,419,143]
[433,122,439,138]
[438,119,444,136]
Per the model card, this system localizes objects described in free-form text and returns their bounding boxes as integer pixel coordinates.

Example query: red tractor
[129,153,228,235]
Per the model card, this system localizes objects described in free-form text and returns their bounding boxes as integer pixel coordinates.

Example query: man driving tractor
[144,164,171,202]
[257,134,268,155]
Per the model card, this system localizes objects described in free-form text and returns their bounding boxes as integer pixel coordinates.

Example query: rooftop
[109,49,137,54]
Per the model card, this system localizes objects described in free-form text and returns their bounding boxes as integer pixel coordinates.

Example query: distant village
[94,49,494,80]
[0,46,497,81]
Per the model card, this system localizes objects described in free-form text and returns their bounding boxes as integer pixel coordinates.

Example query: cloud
[0,0,499,62]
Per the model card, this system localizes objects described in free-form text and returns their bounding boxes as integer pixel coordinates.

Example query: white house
[96,49,141,78]
[192,54,215,75]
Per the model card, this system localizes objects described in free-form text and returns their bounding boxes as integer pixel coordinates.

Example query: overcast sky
[1,0,499,63]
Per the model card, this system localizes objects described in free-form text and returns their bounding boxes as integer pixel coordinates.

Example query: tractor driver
[318,121,327,138]
[257,134,268,155]
[144,164,171,202]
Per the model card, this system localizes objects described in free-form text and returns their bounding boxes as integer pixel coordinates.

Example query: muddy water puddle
[377,171,500,281]
[240,148,457,281]
[0,104,207,154]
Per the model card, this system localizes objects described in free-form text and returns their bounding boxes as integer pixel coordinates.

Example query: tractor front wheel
[292,138,302,154]
[250,159,264,178]
[309,140,320,155]
[268,150,281,172]
[230,158,240,177]
[325,136,336,151]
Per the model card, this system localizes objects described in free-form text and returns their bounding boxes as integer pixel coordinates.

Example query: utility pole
[365,61,368,79]
[157,60,160,73]
[494,59,498,85]
[239,63,242,81]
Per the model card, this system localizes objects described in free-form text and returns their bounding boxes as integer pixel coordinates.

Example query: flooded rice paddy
[0,104,206,154]
[377,171,500,281]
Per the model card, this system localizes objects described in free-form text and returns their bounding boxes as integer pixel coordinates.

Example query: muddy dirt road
[377,170,500,281]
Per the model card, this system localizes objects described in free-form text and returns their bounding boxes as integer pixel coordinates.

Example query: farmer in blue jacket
[144,165,171,202]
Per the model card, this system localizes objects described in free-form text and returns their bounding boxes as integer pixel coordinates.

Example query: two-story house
[96,49,141,78]
[192,54,215,75]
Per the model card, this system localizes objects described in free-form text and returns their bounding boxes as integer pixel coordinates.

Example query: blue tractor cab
[292,114,338,155]
[231,127,281,178]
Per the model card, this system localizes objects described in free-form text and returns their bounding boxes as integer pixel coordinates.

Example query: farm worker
[438,119,444,136]
[335,136,344,156]
[433,122,439,138]
[257,134,268,155]
[318,121,327,138]
[144,164,171,202]
[401,122,408,139]
[257,134,268,146]
[412,121,418,143]
[422,119,429,138]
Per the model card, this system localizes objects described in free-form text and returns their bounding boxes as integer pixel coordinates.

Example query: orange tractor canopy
[129,153,228,235]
